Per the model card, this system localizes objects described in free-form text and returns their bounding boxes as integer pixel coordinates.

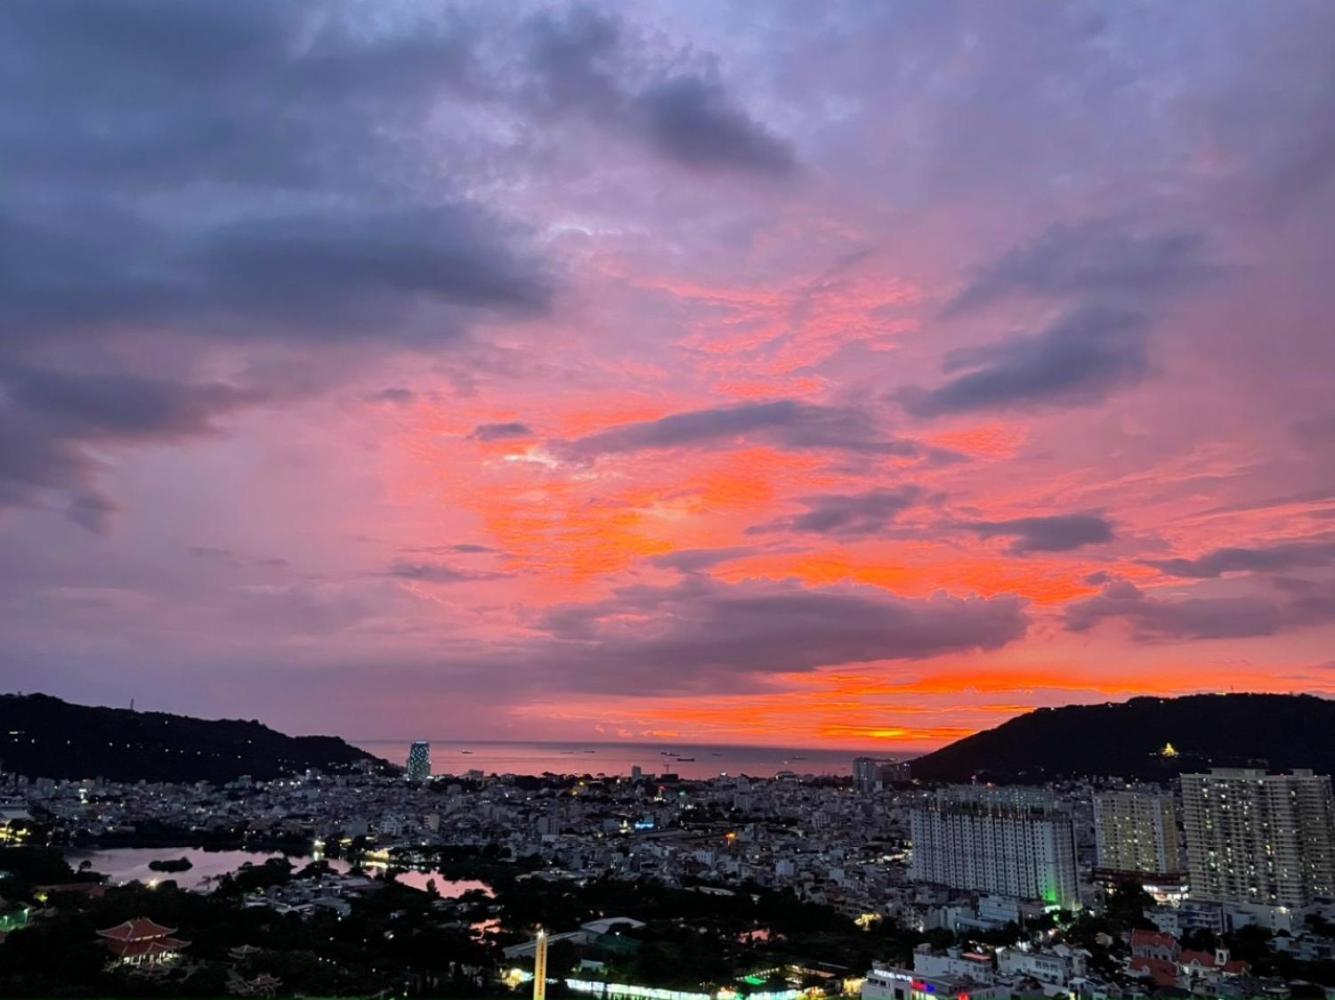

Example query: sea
[352,739,886,780]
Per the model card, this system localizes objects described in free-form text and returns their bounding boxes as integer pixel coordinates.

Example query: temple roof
[97,917,178,941]
[104,936,190,959]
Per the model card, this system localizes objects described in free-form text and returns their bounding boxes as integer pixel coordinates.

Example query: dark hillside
[0,692,388,782]
[911,693,1335,782]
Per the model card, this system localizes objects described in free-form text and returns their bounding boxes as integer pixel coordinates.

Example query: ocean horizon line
[351,736,918,757]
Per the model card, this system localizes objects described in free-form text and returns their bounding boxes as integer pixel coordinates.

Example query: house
[1129,928,1179,963]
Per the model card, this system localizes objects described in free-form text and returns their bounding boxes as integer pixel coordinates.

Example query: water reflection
[66,846,493,898]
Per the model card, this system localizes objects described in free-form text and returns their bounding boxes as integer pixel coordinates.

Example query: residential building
[1093,789,1181,877]
[1181,768,1335,907]
[909,788,1080,909]
[854,757,909,794]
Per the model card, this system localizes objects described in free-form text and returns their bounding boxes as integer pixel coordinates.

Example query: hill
[0,693,389,782]
[910,693,1335,783]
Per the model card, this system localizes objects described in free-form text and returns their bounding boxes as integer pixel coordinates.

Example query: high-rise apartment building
[1094,790,1182,877]
[1181,768,1335,908]
[405,740,431,783]
[854,756,910,793]
[909,787,1080,909]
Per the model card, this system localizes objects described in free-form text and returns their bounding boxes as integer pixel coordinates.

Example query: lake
[65,846,492,897]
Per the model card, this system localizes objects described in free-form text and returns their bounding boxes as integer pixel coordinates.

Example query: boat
[676,757,696,762]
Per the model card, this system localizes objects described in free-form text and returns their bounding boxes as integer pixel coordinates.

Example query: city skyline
[3,2,1335,749]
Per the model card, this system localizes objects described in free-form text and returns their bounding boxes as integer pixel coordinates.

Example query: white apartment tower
[1094,790,1182,877]
[1181,768,1335,908]
[909,787,1080,909]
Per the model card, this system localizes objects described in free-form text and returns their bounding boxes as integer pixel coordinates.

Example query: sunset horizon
[4,5,1335,997]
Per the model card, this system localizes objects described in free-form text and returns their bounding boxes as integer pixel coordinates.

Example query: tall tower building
[1094,790,1182,877]
[910,787,1080,909]
[1181,768,1335,908]
[405,741,431,783]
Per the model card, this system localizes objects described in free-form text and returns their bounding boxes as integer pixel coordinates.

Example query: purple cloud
[388,561,512,584]
[1145,539,1335,578]
[468,422,534,441]
[747,487,925,538]
[1064,578,1335,641]
[556,400,925,461]
[531,576,1029,692]
[946,219,1215,316]
[966,513,1115,554]
[900,307,1151,417]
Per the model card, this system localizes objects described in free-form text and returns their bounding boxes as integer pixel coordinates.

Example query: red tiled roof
[97,917,178,941]
[1130,928,1178,951]
[1128,956,1178,987]
[1178,951,1250,976]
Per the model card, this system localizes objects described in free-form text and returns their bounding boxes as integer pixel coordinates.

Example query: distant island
[0,693,389,782]
[911,692,1335,783]
[147,856,193,872]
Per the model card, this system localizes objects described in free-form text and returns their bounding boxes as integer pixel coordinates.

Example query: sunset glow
[3,1,1334,751]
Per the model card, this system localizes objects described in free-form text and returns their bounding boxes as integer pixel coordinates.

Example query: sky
[2,1,1335,750]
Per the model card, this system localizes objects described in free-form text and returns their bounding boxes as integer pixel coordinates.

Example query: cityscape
[3,0,1335,998]
[4,697,1335,998]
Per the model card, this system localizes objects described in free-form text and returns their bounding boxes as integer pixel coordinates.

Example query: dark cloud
[521,6,795,176]
[1065,580,1285,640]
[966,513,1115,554]
[468,422,534,441]
[0,201,549,344]
[635,75,795,175]
[387,561,511,584]
[65,492,118,535]
[0,364,263,439]
[648,547,754,573]
[521,4,624,118]
[946,219,1214,316]
[0,0,567,523]
[531,576,1028,692]
[556,400,925,461]
[899,306,1150,417]
[0,2,550,353]
[747,487,924,538]
[0,365,262,531]
[906,219,1219,419]
[1065,575,1335,642]
[1144,539,1335,578]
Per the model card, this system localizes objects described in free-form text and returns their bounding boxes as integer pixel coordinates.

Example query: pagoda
[97,917,190,966]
